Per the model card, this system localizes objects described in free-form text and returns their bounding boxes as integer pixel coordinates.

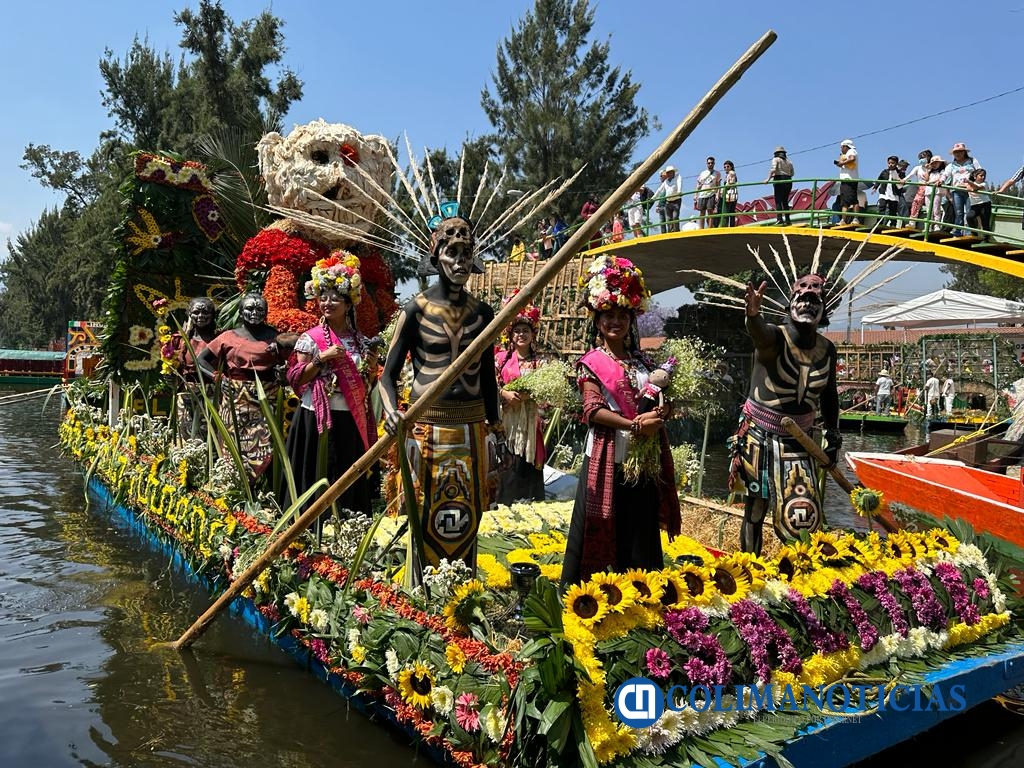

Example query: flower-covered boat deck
[60,398,1024,768]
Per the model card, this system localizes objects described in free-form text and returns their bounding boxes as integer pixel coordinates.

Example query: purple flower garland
[933,561,981,625]
[827,580,880,651]
[855,571,910,638]
[664,607,733,687]
[892,568,947,631]
[729,600,803,681]
[785,589,848,654]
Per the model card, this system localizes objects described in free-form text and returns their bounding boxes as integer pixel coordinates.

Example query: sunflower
[775,541,821,580]
[673,562,714,606]
[923,528,960,556]
[659,572,690,609]
[623,569,665,604]
[564,581,610,628]
[442,579,487,634]
[445,643,467,674]
[709,558,752,602]
[591,572,638,613]
[397,662,435,709]
[883,531,920,568]
[724,551,774,591]
[810,531,854,565]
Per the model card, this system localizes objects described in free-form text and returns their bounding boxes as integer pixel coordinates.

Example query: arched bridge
[572,176,1024,294]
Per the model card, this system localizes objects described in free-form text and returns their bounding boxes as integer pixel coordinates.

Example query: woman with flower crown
[494,294,548,504]
[284,251,379,516]
[561,255,680,587]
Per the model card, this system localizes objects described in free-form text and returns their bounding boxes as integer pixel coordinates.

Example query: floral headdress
[502,289,542,332]
[579,255,651,315]
[305,250,362,305]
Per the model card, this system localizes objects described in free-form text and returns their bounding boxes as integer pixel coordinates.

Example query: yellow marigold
[539,562,563,581]
[506,548,538,565]
[445,643,467,674]
[661,532,714,565]
[351,645,367,664]
[564,582,609,629]
[397,662,434,709]
[477,553,511,589]
[946,612,1010,648]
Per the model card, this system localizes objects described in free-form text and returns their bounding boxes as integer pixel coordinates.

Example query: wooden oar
[159,30,779,652]
[780,416,895,533]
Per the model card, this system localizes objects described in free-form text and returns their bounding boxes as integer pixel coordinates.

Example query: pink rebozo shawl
[577,349,680,579]
[286,325,376,452]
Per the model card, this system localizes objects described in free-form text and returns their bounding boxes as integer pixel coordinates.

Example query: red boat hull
[845,452,1024,548]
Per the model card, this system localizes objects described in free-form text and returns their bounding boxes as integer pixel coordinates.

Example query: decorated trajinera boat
[845,452,1024,551]
[62,69,1024,763]
[61,398,1024,768]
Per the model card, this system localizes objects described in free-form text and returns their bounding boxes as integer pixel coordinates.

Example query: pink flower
[455,692,480,732]
[973,577,990,600]
[645,648,672,679]
[353,605,371,625]
[152,298,168,309]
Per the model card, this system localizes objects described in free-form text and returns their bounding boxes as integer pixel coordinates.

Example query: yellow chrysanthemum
[539,563,563,582]
[351,645,367,664]
[662,532,713,565]
[709,559,752,602]
[397,662,434,709]
[590,572,638,613]
[477,553,511,589]
[564,581,610,628]
[445,643,467,674]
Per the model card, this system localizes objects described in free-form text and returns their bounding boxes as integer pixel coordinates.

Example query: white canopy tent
[860,289,1024,337]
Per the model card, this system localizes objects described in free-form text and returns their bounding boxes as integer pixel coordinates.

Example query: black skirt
[284,407,371,517]
[561,454,664,588]
[496,455,546,505]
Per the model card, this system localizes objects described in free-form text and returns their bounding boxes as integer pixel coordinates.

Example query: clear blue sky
[3,0,1023,324]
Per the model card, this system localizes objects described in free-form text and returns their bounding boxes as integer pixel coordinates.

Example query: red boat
[845,452,1024,549]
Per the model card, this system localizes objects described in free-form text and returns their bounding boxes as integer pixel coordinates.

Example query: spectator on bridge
[964,168,992,235]
[627,187,645,237]
[996,164,1024,196]
[508,234,525,263]
[895,159,911,221]
[652,170,668,234]
[695,156,722,229]
[610,211,625,243]
[652,166,682,231]
[923,156,950,225]
[834,139,860,224]
[580,195,599,222]
[551,214,568,253]
[765,146,794,225]
[907,149,934,224]
[872,155,903,228]
[947,143,981,236]
[722,160,739,226]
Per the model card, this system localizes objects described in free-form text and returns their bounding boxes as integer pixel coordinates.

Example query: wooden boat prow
[845,451,1024,547]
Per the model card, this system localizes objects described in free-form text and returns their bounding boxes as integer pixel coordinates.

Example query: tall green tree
[1,1,303,347]
[480,0,650,221]
[940,262,1024,300]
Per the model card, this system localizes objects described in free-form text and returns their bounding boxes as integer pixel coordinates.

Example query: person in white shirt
[695,156,722,229]
[924,373,940,418]
[947,142,981,236]
[834,139,860,224]
[941,376,956,415]
[652,166,682,232]
[874,368,894,415]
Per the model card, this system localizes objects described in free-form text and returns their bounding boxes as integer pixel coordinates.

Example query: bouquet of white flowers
[503,358,581,412]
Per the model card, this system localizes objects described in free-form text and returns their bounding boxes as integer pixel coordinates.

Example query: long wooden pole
[163,30,778,651]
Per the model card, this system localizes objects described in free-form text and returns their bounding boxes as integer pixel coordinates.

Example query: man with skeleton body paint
[728,274,841,555]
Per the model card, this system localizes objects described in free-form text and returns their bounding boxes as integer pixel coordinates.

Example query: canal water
[1,392,1022,767]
